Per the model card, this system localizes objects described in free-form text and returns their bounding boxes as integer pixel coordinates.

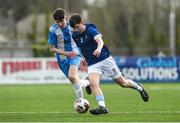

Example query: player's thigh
[68,56,81,77]
[88,72,101,87]
[68,65,79,77]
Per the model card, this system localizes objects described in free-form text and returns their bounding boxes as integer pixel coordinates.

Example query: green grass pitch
[0,83,180,122]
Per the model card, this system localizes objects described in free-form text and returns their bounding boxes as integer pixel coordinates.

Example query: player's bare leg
[88,73,109,115]
[68,65,84,99]
[114,76,149,102]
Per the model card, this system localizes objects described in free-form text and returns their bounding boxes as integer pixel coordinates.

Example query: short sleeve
[89,26,100,39]
[48,30,57,46]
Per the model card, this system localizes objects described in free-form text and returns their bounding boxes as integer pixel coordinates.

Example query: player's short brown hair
[53,8,66,22]
[69,14,83,28]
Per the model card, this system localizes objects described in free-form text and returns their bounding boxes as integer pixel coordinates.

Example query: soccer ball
[74,98,90,113]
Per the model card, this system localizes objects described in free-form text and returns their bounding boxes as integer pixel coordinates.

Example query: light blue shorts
[57,55,81,77]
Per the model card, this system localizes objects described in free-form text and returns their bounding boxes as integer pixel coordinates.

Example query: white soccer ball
[74,98,90,113]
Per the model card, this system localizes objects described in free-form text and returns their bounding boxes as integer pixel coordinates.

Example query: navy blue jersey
[72,24,110,66]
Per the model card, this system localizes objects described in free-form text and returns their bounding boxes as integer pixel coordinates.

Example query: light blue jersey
[48,22,81,77]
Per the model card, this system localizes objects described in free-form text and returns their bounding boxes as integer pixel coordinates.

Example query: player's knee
[68,75,77,83]
[121,83,128,88]
[90,82,99,88]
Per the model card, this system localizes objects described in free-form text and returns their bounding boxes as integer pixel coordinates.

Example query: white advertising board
[0,58,87,85]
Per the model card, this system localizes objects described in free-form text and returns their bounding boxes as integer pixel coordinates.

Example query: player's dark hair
[53,8,66,21]
[69,14,83,28]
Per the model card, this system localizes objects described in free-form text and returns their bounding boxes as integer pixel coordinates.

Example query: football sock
[80,79,90,88]
[73,82,84,98]
[127,79,143,92]
[96,95,106,107]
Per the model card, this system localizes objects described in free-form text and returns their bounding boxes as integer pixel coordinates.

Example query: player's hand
[50,47,56,52]
[79,59,88,71]
[93,48,101,57]
[66,51,77,58]
[81,59,88,67]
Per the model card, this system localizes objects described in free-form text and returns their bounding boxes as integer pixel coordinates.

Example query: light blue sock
[73,83,84,99]
[96,95,105,107]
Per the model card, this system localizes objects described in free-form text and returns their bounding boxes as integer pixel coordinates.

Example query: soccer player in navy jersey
[69,14,149,115]
[48,8,92,100]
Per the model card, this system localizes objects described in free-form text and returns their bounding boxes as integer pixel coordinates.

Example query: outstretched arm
[49,46,77,58]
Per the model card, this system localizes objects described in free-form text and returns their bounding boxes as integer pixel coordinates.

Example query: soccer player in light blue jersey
[69,14,149,115]
[48,8,92,100]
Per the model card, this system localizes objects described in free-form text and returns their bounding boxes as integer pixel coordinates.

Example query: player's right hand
[93,48,101,57]
[49,47,56,52]
[66,51,77,58]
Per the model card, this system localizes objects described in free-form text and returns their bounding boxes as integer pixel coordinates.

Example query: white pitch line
[0,111,180,114]
[149,86,180,90]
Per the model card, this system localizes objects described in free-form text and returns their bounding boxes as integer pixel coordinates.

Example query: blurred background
[0,1,180,122]
[0,0,179,58]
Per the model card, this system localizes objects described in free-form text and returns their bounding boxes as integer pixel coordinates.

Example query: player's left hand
[93,48,101,57]
[80,59,88,71]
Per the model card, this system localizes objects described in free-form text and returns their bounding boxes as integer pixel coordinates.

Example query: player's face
[56,16,67,28]
[74,23,85,33]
